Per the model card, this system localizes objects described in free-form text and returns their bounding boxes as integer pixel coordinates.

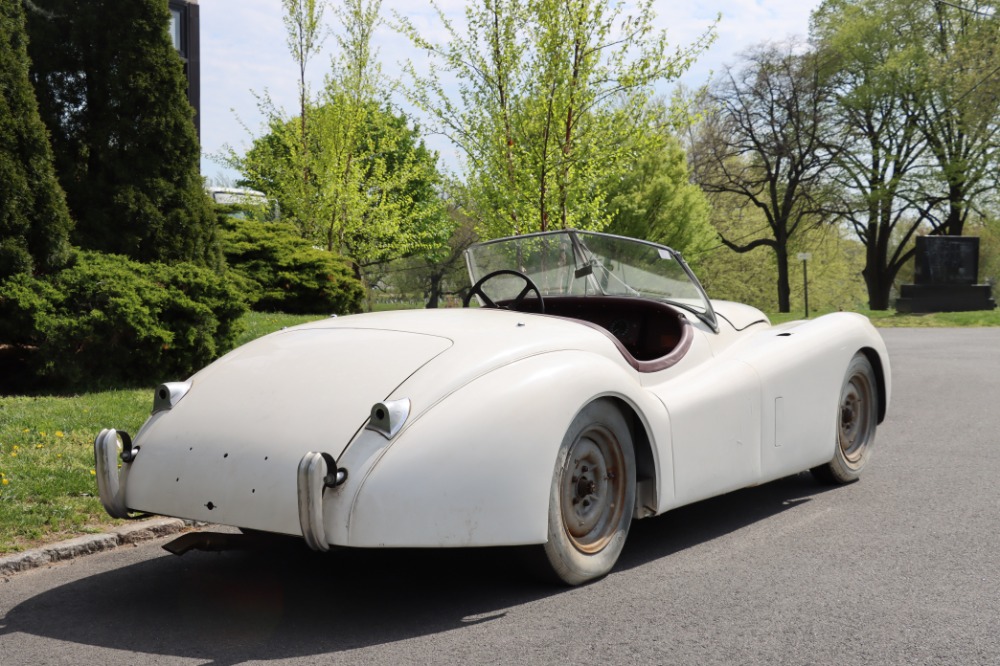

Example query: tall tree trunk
[862,262,892,310]
[775,243,791,313]
[943,181,965,236]
[426,272,442,309]
[862,218,896,310]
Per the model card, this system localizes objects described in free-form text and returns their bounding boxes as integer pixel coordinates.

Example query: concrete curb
[0,517,189,577]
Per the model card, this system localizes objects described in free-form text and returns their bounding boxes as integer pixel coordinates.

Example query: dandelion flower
[1,479,8,486]
[56,431,65,438]
[90,470,96,476]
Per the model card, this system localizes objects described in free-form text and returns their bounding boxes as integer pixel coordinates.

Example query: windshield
[465,230,717,329]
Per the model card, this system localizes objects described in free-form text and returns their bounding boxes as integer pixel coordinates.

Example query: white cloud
[198,0,821,181]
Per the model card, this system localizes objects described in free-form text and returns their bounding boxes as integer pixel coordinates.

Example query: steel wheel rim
[840,371,874,465]
[560,424,626,554]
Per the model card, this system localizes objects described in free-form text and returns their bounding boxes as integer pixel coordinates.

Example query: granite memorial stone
[896,236,995,312]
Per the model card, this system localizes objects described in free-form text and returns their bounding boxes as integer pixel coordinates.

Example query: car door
[644,325,763,510]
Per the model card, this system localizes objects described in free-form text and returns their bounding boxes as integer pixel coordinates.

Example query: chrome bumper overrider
[94,428,134,518]
[297,451,346,551]
[295,399,406,551]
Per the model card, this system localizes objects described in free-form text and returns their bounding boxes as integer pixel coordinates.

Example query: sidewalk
[0,517,189,578]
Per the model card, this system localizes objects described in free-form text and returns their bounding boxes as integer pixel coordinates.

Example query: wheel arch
[602,396,659,519]
[859,346,888,424]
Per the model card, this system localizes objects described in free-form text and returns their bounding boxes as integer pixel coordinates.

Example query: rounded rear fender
[342,350,664,548]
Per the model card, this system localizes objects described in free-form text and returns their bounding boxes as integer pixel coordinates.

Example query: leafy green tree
[228,0,449,298]
[283,0,327,146]
[811,0,930,310]
[604,118,715,261]
[811,0,1000,308]
[24,0,218,266]
[0,0,71,280]
[690,43,835,312]
[912,0,1000,236]
[395,0,716,238]
[384,198,479,308]
[234,101,448,281]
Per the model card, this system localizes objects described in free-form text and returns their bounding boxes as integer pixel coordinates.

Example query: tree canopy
[227,0,450,295]
[396,0,716,238]
[0,0,72,281]
[604,106,715,261]
[690,43,834,312]
[811,0,1000,308]
[234,99,448,278]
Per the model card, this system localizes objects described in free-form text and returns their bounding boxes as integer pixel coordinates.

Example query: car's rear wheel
[812,353,878,484]
[538,400,635,585]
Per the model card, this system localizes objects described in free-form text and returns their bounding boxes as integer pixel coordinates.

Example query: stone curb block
[0,518,188,577]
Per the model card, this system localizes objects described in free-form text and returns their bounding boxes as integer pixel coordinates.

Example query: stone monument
[895,236,996,313]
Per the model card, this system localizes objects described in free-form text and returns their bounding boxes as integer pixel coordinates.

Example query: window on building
[170,8,182,52]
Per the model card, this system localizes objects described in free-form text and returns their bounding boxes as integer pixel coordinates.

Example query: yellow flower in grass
[1,478,8,486]
[56,431,65,438]
[90,470,96,476]
[39,431,46,437]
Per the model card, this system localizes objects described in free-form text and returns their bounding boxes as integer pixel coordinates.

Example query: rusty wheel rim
[560,424,627,554]
[839,370,874,466]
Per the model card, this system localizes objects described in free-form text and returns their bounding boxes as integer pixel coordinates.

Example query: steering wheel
[463,269,546,314]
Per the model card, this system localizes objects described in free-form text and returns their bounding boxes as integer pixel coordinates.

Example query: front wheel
[812,353,878,484]
[538,400,635,585]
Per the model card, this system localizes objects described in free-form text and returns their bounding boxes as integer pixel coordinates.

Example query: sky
[197,0,824,183]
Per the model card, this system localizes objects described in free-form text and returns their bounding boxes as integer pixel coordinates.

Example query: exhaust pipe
[163,531,284,556]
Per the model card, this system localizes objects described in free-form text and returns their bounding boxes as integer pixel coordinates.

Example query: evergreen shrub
[220,214,364,315]
[0,251,248,390]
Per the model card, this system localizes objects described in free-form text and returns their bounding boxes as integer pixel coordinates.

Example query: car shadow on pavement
[616,470,833,573]
[0,472,837,665]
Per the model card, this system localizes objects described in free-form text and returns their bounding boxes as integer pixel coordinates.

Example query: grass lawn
[0,311,323,554]
[2,305,998,554]
[0,390,149,553]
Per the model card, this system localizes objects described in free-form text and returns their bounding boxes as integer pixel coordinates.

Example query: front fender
[337,350,663,548]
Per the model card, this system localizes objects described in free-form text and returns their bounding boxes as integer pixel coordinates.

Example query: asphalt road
[1,328,998,666]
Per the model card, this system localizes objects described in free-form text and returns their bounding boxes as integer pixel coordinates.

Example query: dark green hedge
[0,251,248,390]
[220,214,364,315]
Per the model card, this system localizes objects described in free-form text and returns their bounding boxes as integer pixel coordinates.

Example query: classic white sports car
[95,230,890,585]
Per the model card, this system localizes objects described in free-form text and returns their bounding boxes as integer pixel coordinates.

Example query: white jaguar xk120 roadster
[96,230,890,585]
